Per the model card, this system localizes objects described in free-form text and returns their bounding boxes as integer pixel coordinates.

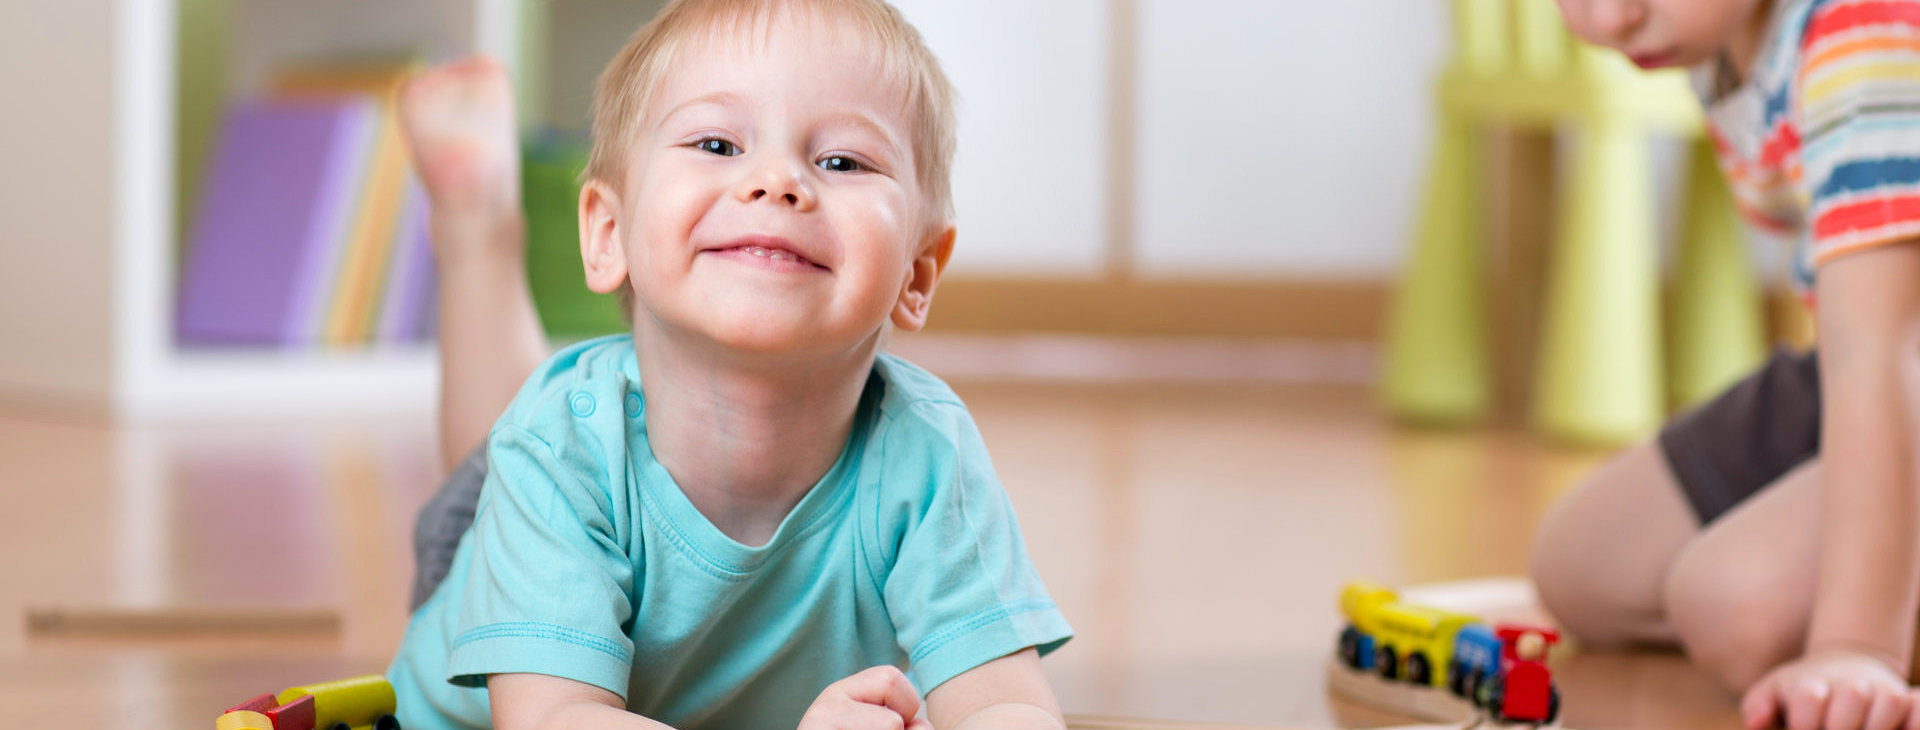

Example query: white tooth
[770,250,796,262]
[747,246,770,257]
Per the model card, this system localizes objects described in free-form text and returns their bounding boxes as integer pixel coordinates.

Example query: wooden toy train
[1336,579,1562,725]
[214,674,400,730]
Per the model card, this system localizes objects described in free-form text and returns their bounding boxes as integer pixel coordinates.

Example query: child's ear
[578,179,629,295]
[891,224,956,332]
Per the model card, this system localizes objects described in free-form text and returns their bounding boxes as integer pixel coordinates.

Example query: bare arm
[489,673,671,730]
[926,649,1064,730]
[1809,240,1920,673]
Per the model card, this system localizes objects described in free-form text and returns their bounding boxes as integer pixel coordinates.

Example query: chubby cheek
[628,171,722,285]
[837,195,916,306]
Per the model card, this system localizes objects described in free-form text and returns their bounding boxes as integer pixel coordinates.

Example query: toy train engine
[1476,624,1561,725]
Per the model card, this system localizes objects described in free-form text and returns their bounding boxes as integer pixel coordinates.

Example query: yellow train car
[1336,579,1478,690]
[1370,601,1478,688]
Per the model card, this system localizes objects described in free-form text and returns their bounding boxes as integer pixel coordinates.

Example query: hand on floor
[1740,648,1914,730]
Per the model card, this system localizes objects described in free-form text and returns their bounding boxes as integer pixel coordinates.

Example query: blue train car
[1448,622,1502,699]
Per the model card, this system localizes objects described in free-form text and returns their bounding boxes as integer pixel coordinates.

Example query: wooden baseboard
[927,276,1810,348]
[926,278,1389,340]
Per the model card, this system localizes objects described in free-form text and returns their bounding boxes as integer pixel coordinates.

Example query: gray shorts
[410,445,488,612]
[1657,348,1821,525]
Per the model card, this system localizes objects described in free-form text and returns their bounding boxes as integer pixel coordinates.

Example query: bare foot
[398,56,524,259]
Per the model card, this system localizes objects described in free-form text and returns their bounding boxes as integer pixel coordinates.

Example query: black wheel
[1376,645,1399,680]
[1339,627,1364,669]
[1407,652,1432,687]
[329,723,352,730]
[375,714,403,730]
[1546,685,1561,725]
[1485,677,1506,722]
[1453,667,1483,699]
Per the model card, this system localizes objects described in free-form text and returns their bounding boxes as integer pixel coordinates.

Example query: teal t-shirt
[388,336,1072,730]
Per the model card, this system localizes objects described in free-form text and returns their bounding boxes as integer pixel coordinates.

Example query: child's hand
[1739,648,1914,730]
[798,666,934,730]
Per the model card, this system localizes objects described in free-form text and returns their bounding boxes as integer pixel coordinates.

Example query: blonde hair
[586,0,958,224]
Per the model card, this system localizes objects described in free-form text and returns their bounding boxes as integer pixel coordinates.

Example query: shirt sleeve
[1795,1,1920,266]
[874,402,1073,693]
[446,424,637,699]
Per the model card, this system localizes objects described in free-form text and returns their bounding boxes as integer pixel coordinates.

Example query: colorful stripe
[1697,0,1920,294]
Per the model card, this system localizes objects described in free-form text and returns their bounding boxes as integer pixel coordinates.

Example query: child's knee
[1664,550,1803,691]
[1527,465,1678,645]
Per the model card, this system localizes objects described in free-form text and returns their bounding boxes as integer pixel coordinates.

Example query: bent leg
[1530,439,1696,646]
[1663,461,1820,693]
[1532,350,1823,651]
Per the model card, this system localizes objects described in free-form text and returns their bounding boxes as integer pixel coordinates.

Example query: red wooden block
[267,694,316,730]
[225,693,279,714]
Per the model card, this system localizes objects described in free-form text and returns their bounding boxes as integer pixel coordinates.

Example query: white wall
[894,1,1453,278]
[0,0,118,406]
[1133,1,1451,279]
[895,0,1115,277]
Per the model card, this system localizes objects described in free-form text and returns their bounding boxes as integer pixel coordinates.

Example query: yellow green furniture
[1383,0,1765,444]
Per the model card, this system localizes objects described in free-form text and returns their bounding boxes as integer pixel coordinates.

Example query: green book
[522,134,627,338]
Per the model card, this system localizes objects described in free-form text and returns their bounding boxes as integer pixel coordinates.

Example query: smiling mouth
[708,242,829,271]
[1629,52,1676,70]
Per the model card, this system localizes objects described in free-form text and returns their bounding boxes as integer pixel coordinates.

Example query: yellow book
[273,61,419,346]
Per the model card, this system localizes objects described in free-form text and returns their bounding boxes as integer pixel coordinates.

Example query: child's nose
[736,158,817,211]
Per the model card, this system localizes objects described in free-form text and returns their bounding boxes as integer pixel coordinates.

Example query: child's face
[1556,0,1769,69]
[582,13,948,359]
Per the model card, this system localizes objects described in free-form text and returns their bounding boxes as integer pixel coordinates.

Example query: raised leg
[397,57,550,470]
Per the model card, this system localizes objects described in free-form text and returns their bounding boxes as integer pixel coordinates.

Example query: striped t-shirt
[1693,0,1920,297]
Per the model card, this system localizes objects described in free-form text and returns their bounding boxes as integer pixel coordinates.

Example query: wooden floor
[0,378,1744,729]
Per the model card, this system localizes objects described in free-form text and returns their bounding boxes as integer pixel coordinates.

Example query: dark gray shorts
[410,445,488,612]
[1657,348,1821,525]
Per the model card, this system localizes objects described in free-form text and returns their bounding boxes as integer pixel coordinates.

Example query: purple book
[375,178,436,344]
[177,97,376,346]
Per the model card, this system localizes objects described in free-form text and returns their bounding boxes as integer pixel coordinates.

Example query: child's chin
[701,316,885,365]
[700,315,828,356]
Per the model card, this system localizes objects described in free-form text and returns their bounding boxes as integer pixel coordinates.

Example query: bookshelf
[0,0,526,421]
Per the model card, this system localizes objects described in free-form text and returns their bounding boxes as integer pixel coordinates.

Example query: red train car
[1477,623,1560,725]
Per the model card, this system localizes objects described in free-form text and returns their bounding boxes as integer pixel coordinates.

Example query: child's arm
[1811,241,1920,667]
[492,668,946,730]
[925,648,1065,730]
[1742,241,1920,729]
[489,673,673,730]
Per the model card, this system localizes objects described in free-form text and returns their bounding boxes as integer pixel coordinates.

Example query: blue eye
[818,156,864,173]
[695,138,739,156]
